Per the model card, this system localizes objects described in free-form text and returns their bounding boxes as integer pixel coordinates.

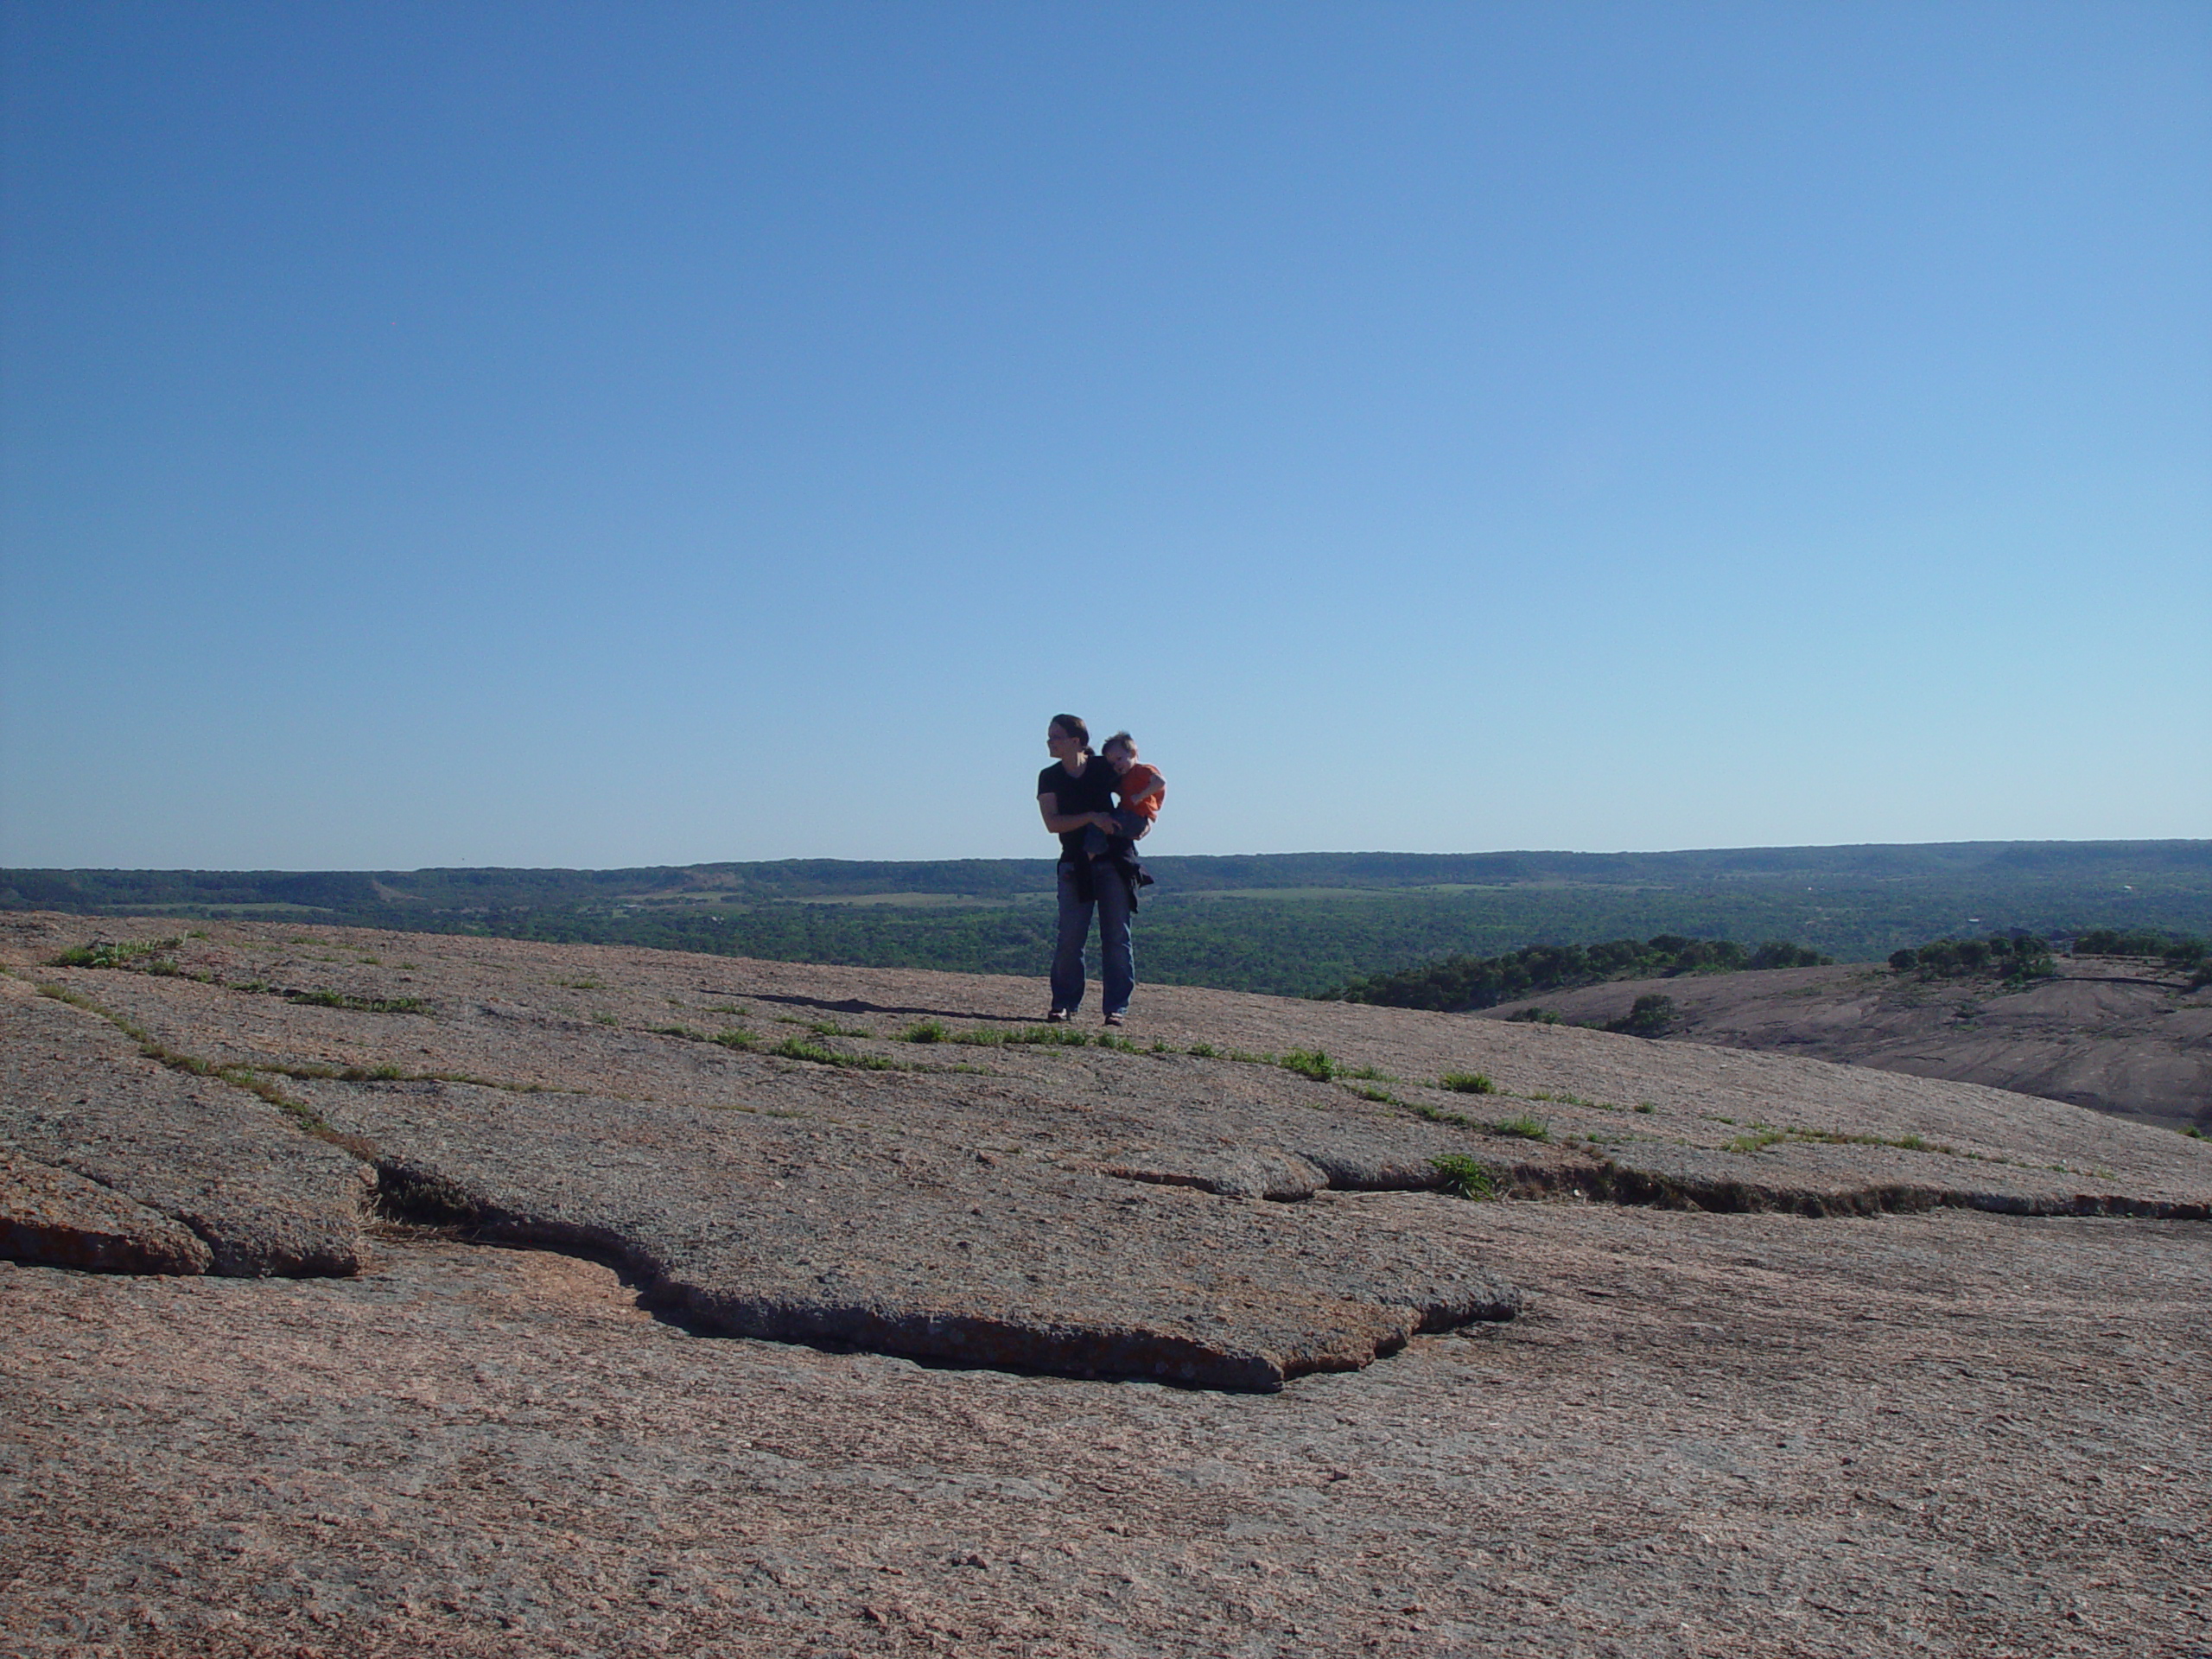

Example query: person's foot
[1046,1008,1071,1024]
[1103,1011,1125,1027]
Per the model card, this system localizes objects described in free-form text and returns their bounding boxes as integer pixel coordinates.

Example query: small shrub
[900,1020,950,1044]
[1608,995,1675,1039]
[1486,1115,1550,1141]
[1280,1048,1335,1082]
[1430,1154,1501,1201]
[1634,1101,1656,1114]
[713,1028,758,1051]
[1186,1041,1218,1058]
[1439,1071,1496,1095]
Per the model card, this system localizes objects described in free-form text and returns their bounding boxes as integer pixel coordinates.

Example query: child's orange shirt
[1116,763,1166,822]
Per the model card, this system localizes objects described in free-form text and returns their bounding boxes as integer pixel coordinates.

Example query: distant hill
[5,840,2209,998]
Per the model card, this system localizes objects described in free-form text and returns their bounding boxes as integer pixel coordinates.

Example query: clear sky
[3,2,2206,870]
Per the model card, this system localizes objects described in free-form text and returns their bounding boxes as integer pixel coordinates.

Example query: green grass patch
[1485,1114,1551,1141]
[48,936,185,969]
[1430,1154,1502,1201]
[1439,1071,1496,1095]
[1280,1047,1335,1082]
[282,988,429,1014]
[1725,1125,1960,1157]
[767,1035,906,1071]
[899,1019,950,1043]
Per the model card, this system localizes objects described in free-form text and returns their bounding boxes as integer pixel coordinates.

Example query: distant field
[8,841,2208,999]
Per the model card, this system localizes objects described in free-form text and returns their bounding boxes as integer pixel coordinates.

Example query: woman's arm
[1039,792,1115,835]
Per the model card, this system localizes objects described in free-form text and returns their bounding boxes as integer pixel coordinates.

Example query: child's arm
[1120,769,1166,808]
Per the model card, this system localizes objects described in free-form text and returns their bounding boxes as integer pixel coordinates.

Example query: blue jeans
[1052,858,1134,1015]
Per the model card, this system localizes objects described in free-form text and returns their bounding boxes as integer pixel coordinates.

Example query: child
[1083,732,1165,861]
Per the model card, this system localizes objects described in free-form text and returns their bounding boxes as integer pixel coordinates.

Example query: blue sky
[3,1,2206,869]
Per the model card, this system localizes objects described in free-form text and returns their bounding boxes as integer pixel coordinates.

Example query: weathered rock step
[1566,1142,2212,1222]
[0,987,372,1276]
[0,1147,213,1274]
[372,1154,1521,1391]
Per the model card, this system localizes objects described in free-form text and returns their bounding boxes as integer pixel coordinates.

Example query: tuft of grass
[1486,1114,1552,1141]
[1096,1033,1144,1052]
[1337,1063,1395,1081]
[1186,1041,1218,1058]
[899,1019,950,1044]
[651,1023,709,1041]
[49,937,183,970]
[2183,1125,2207,1140]
[1280,1047,1336,1082]
[806,1019,872,1039]
[1430,1154,1502,1201]
[1726,1125,1961,1158]
[1439,1071,1496,1095]
[1350,1084,1399,1105]
[592,1012,620,1027]
[767,1035,906,1071]
[1635,1102,1657,1114]
[713,1028,759,1052]
[283,988,428,1014]
[1001,1025,1091,1047]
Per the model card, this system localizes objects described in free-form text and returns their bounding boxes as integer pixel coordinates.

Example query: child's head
[1103,731,1138,772]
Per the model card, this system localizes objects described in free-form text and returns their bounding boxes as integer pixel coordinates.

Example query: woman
[1036,713,1135,1025]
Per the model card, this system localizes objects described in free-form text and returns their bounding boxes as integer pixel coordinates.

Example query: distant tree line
[2068,928,2208,968]
[1886,934,2056,988]
[2067,928,2210,990]
[1888,928,2211,991]
[1317,935,1830,1013]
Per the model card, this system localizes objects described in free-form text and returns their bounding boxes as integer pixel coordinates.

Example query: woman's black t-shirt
[1039,759,1117,858]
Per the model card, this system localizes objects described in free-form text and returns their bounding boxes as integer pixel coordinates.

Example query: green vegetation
[767,1035,905,1071]
[899,1019,950,1043]
[1279,1047,1335,1082]
[280,988,429,1014]
[1430,1154,1502,1201]
[1607,994,1676,1038]
[1438,1071,1496,1094]
[1325,935,1830,1012]
[1485,1114,1551,1141]
[10,842,2209,1000]
[1888,934,2056,989]
[49,936,184,970]
[1725,1125,1956,1157]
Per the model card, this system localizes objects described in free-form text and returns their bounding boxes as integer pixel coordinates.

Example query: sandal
[1103,1012,1125,1027]
[1045,1008,1071,1024]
